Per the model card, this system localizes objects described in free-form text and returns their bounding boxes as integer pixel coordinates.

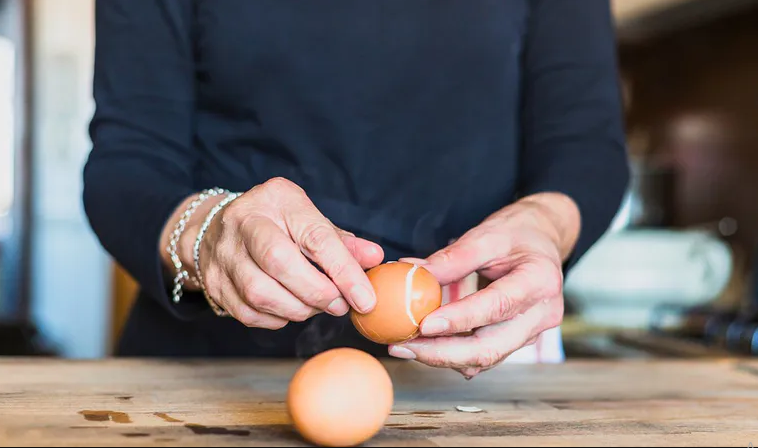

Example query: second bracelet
[193,191,242,317]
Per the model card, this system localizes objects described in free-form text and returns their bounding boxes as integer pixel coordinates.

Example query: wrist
[159,191,227,292]
[516,192,581,262]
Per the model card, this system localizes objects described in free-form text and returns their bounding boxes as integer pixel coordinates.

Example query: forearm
[87,0,215,319]
[83,157,196,304]
[517,0,629,271]
[517,192,581,262]
[516,159,628,272]
[82,153,218,321]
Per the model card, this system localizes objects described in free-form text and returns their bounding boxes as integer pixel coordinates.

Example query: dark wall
[620,7,758,246]
[619,7,758,309]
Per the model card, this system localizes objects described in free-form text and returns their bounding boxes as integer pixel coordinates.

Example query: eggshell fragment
[287,348,394,447]
[351,262,442,345]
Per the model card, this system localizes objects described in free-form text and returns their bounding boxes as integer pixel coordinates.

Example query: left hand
[389,192,581,379]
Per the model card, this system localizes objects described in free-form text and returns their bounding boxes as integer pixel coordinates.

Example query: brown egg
[287,348,393,447]
[351,262,442,345]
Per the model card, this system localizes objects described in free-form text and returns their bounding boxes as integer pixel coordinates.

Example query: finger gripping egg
[287,348,394,447]
[351,262,442,345]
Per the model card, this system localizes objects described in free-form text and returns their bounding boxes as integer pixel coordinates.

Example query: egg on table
[287,348,394,447]
[351,261,442,345]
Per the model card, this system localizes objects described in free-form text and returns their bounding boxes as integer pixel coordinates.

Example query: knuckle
[246,184,269,203]
[542,276,562,300]
[263,177,301,195]
[300,224,334,255]
[264,176,291,189]
[323,256,349,280]
[259,243,292,276]
[235,307,261,328]
[214,239,237,265]
[460,367,482,379]
[289,307,314,323]
[434,248,454,265]
[240,318,260,329]
[252,294,278,315]
[473,349,501,369]
[491,290,515,322]
[540,264,564,299]
[423,356,449,369]
[471,235,493,257]
[548,299,565,328]
[240,279,263,306]
[265,320,289,331]
[220,200,247,225]
[302,286,336,309]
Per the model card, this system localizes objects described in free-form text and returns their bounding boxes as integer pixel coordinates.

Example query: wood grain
[0,358,756,447]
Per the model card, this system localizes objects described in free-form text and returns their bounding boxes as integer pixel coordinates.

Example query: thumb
[338,231,384,270]
[401,235,486,286]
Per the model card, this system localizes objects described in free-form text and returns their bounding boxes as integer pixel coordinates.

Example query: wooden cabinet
[109,264,138,354]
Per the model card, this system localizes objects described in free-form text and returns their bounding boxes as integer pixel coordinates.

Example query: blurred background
[0,0,757,359]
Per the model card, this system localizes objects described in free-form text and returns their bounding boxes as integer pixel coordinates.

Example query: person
[83,0,629,379]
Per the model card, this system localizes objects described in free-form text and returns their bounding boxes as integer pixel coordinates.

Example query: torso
[191,0,530,256]
[122,1,547,359]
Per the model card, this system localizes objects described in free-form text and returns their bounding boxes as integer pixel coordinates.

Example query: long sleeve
[83,0,206,319]
[517,0,630,273]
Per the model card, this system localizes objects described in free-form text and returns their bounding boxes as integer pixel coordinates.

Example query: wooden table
[1,358,757,447]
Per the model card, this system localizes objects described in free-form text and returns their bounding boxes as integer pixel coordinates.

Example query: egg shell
[351,262,442,345]
[287,348,394,447]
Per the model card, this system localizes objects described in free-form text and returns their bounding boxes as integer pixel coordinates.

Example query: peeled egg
[351,261,442,345]
[287,348,393,447]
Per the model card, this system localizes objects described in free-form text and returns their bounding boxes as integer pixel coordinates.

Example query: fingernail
[389,346,416,360]
[399,257,428,265]
[421,318,450,336]
[326,297,349,316]
[350,284,376,314]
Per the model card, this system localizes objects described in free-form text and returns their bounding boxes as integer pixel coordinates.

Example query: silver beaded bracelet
[194,191,242,317]
[168,188,229,305]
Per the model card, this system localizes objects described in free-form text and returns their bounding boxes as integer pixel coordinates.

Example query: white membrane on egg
[405,264,420,326]
[455,406,484,413]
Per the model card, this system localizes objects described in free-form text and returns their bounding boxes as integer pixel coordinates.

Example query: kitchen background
[1,0,757,359]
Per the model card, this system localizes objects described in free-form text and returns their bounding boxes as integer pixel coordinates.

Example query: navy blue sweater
[83,0,629,357]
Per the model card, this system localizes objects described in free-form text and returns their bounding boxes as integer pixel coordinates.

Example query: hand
[166,177,384,329]
[389,193,580,379]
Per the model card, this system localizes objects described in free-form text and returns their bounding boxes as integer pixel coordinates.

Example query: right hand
[183,178,384,329]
